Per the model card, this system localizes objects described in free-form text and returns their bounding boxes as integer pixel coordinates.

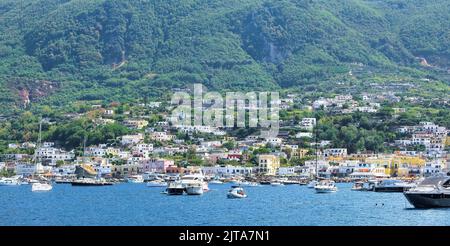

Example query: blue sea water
[0,182,449,226]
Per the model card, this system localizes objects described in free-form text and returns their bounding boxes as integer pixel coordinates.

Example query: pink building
[140,159,174,173]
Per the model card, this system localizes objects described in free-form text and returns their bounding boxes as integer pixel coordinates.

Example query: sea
[0,182,448,226]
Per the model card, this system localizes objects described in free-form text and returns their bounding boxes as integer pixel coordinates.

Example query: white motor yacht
[146,180,167,187]
[0,176,22,186]
[314,180,338,193]
[270,182,284,186]
[127,175,144,183]
[181,173,209,192]
[32,182,53,192]
[185,182,204,195]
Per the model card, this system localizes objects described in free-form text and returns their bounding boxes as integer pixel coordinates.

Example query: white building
[300,118,316,130]
[121,134,144,145]
[323,148,348,158]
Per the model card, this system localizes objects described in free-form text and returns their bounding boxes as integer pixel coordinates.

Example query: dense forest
[0,0,449,113]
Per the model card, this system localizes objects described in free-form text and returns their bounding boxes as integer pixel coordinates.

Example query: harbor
[1,180,448,226]
[1,174,450,226]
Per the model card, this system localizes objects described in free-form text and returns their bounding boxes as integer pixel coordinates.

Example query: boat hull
[374,187,409,192]
[185,185,203,195]
[404,193,450,208]
[71,181,113,186]
[32,183,52,192]
[167,188,184,195]
[315,188,337,193]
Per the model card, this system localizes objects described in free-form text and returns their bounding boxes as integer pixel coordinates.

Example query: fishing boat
[32,182,53,192]
[373,179,416,192]
[227,186,247,199]
[404,175,450,208]
[146,180,167,187]
[166,181,185,195]
[314,180,338,193]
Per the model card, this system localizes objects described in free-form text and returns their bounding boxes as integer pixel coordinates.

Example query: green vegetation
[0,0,449,115]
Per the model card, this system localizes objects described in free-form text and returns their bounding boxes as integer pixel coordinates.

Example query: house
[258,154,280,175]
[150,132,175,142]
[36,147,75,164]
[300,118,316,130]
[140,159,174,173]
[132,144,153,157]
[296,132,313,138]
[323,148,347,158]
[277,167,295,176]
[111,163,141,178]
[123,119,149,129]
[121,134,144,145]
[264,137,283,146]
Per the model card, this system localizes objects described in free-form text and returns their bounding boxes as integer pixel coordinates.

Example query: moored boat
[373,179,416,192]
[185,183,203,195]
[166,181,185,195]
[146,180,167,187]
[314,180,338,193]
[307,180,318,188]
[71,178,113,186]
[404,175,450,208]
[32,182,53,192]
[227,186,247,199]
[0,176,22,186]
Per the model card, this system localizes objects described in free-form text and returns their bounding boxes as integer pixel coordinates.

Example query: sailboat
[307,123,319,189]
[32,120,53,192]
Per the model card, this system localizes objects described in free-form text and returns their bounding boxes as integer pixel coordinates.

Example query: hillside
[0,0,449,113]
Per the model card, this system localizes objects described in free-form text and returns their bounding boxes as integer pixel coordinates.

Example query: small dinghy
[227,186,247,199]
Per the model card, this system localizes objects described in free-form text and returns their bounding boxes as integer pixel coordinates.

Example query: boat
[404,175,450,208]
[209,180,223,184]
[32,182,53,192]
[373,179,416,192]
[242,181,259,187]
[180,173,209,192]
[227,186,247,199]
[146,180,167,187]
[127,175,144,183]
[166,181,185,195]
[270,182,284,186]
[185,182,203,195]
[351,181,368,191]
[0,176,22,186]
[314,180,338,193]
[307,180,318,188]
[54,178,73,184]
[259,181,271,185]
[71,178,113,186]
[281,180,299,185]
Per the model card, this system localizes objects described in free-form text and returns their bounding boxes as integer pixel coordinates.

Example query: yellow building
[258,154,280,175]
[365,155,425,177]
[291,148,309,159]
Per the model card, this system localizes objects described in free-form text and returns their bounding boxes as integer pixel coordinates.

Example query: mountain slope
[0,0,449,113]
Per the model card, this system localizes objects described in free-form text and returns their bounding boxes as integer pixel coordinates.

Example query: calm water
[1,183,449,226]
